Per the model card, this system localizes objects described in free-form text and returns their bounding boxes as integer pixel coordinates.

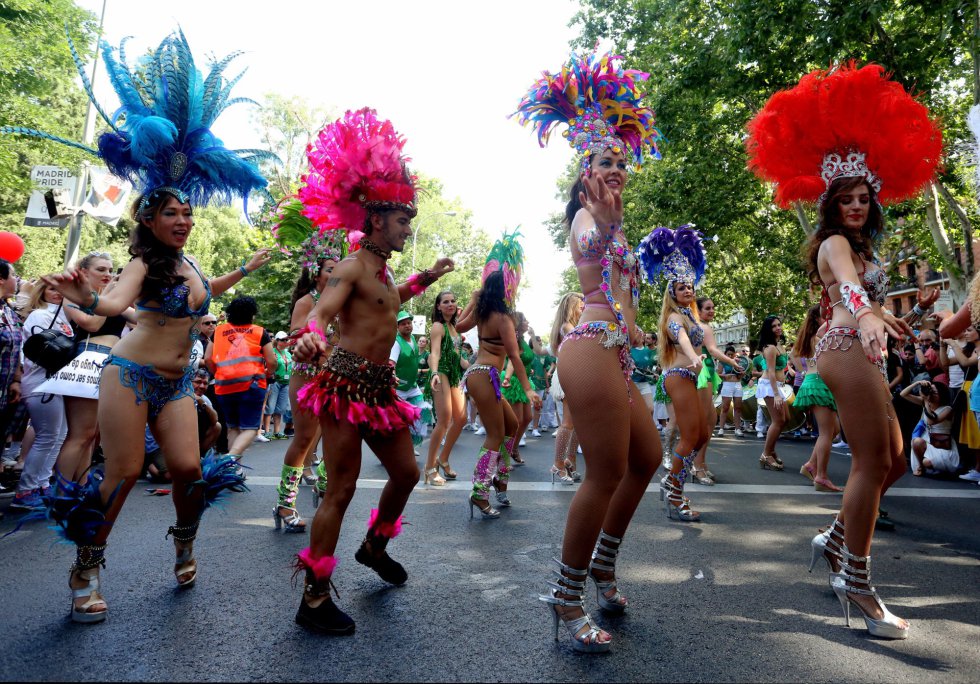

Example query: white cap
[274,331,289,340]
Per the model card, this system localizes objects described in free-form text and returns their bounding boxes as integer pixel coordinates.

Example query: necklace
[360,239,391,260]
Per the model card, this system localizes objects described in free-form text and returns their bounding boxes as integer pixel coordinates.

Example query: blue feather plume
[3,29,273,212]
[637,224,706,286]
[193,452,249,509]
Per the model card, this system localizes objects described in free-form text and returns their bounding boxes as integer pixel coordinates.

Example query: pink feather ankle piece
[367,508,406,539]
[296,547,338,579]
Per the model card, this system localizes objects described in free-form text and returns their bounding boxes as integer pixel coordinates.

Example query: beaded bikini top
[575,230,641,346]
[135,256,211,320]
[820,259,889,322]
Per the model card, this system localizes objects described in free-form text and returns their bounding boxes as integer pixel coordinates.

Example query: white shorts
[916,441,960,473]
[550,367,564,403]
[653,401,669,421]
[720,381,742,398]
[635,381,653,397]
[756,378,780,399]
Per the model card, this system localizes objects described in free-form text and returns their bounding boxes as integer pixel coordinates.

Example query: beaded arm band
[405,269,438,296]
[839,281,872,319]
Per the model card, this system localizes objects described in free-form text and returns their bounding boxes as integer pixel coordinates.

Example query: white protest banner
[80,167,132,227]
[412,315,427,336]
[25,166,77,228]
[36,349,106,399]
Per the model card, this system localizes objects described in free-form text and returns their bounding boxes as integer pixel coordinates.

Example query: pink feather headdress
[299,108,418,244]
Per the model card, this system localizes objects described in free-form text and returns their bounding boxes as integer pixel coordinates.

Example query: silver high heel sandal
[589,531,627,613]
[492,478,511,507]
[539,558,611,653]
[468,495,500,519]
[274,505,307,533]
[550,463,574,485]
[808,517,844,588]
[663,475,700,522]
[832,545,909,640]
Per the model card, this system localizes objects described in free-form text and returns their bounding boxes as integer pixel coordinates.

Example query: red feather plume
[746,63,942,207]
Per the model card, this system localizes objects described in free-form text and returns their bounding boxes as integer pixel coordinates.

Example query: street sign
[80,166,132,227]
[935,289,954,313]
[24,166,77,228]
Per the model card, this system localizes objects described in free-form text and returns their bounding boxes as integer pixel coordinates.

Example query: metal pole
[64,0,107,268]
[409,211,456,312]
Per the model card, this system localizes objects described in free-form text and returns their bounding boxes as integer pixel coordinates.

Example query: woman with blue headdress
[7,30,272,623]
[514,49,663,653]
[640,226,710,522]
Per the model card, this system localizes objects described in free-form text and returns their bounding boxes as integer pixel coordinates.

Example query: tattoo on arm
[326,277,342,287]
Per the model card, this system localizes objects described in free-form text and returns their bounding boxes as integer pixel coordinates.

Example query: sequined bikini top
[820,259,889,322]
[135,256,211,319]
[575,231,641,332]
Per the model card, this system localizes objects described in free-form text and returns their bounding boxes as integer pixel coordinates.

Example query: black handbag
[23,302,76,376]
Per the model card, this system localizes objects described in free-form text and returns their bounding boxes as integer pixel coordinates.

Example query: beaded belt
[815,326,886,378]
[559,321,635,401]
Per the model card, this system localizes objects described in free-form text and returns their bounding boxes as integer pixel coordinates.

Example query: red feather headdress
[299,108,417,244]
[746,63,942,207]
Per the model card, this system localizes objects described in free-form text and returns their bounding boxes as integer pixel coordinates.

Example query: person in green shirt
[262,332,293,439]
[390,311,431,451]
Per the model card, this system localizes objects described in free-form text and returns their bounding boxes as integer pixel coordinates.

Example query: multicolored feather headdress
[746,63,942,207]
[271,197,347,269]
[637,225,706,295]
[482,228,525,308]
[2,29,272,215]
[299,108,418,246]
[513,49,663,171]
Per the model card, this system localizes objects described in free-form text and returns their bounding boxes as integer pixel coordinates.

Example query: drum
[714,384,804,433]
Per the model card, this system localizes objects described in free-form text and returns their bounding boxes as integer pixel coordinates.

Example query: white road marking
[243,476,980,498]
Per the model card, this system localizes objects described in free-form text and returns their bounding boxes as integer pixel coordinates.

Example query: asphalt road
[1,428,978,682]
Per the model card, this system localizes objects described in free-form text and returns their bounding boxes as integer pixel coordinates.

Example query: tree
[250,94,334,199]
[571,0,980,330]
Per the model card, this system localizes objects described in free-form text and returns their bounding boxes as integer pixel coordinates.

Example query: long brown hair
[792,304,823,359]
[550,292,583,354]
[805,177,883,286]
[129,192,188,301]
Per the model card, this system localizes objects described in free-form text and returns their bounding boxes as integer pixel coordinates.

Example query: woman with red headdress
[747,63,942,640]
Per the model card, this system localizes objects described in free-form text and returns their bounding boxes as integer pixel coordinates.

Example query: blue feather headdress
[2,28,272,215]
[637,225,707,291]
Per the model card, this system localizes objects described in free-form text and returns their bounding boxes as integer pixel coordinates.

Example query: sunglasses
[201,320,217,325]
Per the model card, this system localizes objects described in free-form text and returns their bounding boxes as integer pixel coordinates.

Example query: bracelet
[406,270,436,296]
[839,281,872,318]
[78,290,99,315]
[911,304,925,316]
[855,308,874,322]
[239,266,249,278]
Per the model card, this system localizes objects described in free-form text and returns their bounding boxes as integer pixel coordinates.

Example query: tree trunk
[793,201,813,236]
[935,178,975,280]
[924,182,968,302]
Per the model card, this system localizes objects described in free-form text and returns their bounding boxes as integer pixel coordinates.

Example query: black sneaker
[355,541,407,586]
[295,595,355,635]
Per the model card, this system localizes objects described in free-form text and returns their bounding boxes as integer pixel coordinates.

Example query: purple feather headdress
[637,224,706,287]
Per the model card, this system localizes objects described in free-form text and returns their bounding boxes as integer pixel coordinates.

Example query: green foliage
[571,0,980,337]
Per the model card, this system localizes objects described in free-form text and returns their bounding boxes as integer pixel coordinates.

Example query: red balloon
[0,232,25,262]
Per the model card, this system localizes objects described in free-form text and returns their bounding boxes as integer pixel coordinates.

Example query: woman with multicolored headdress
[270,198,347,532]
[456,230,541,517]
[513,49,663,652]
[747,62,942,640]
[9,31,272,622]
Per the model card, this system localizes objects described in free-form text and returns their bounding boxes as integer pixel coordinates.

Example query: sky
[76,0,583,335]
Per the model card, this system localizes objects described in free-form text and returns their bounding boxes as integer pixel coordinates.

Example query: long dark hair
[476,271,509,322]
[130,192,187,301]
[431,290,459,326]
[792,304,822,358]
[564,174,586,229]
[806,177,884,286]
[0,259,12,280]
[756,315,784,351]
[289,258,334,317]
